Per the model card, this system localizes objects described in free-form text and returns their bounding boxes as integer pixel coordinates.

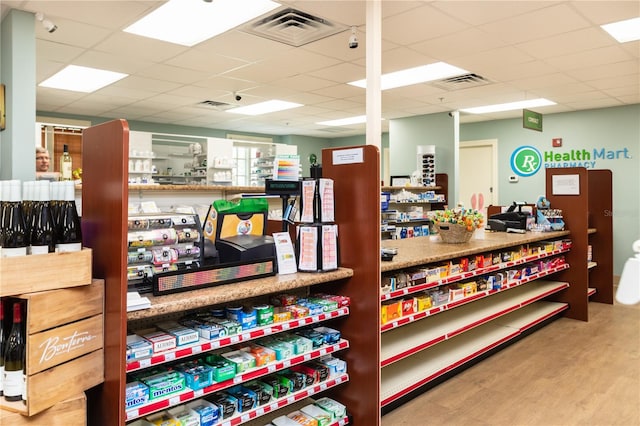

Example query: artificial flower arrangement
[433,208,484,231]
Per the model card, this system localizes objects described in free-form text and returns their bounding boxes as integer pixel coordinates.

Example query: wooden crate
[0,393,87,425]
[0,248,92,297]
[0,280,104,416]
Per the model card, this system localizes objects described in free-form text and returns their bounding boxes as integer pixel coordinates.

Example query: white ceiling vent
[197,100,235,111]
[431,73,492,91]
[241,7,348,47]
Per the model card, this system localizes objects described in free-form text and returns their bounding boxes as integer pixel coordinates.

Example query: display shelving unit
[381,173,448,239]
[545,167,613,320]
[379,230,571,412]
[82,119,381,426]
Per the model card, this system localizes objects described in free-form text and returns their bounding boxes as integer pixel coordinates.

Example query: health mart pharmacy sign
[511,145,633,177]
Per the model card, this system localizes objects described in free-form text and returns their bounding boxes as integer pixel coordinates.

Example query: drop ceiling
[1,0,638,138]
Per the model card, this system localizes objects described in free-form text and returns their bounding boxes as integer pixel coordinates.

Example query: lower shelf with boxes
[378,233,572,410]
[380,239,571,327]
[125,292,351,425]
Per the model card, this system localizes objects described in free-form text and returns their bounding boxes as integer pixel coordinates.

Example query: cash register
[486,202,531,232]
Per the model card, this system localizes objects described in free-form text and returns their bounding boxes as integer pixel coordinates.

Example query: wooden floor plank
[382,301,640,425]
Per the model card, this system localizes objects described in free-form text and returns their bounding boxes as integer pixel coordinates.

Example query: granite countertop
[127,184,264,192]
[380,230,571,272]
[127,267,353,321]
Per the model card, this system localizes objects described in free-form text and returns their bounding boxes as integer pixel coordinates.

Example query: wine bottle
[60,144,73,181]
[30,181,56,254]
[22,181,36,253]
[1,181,28,258]
[55,181,82,253]
[0,299,5,397]
[0,180,7,250]
[3,301,24,402]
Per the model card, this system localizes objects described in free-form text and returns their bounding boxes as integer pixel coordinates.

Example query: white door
[459,140,497,217]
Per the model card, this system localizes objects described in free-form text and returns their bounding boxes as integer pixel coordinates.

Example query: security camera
[348,26,358,49]
[35,12,57,33]
[234,94,242,101]
[43,20,58,33]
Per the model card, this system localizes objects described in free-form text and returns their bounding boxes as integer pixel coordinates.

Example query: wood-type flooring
[382,300,640,426]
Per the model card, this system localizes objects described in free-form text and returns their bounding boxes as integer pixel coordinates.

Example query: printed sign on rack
[273,232,298,274]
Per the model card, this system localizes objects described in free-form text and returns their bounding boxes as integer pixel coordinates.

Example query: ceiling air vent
[241,7,348,47]
[196,100,235,111]
[431,73,492,91]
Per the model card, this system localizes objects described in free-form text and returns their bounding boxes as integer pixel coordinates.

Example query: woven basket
[436,222,474,243]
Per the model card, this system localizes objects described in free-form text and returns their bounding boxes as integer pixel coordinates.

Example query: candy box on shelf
[174,360,214,390]
[301,403,333,426]
[221,349,257,373]
[295,329,325,349]
[313,326,341,345]
[203,354,236,382]
[125,381,150,409]
[287,410,319,426]
[141,330,177,353]
[243,380,273,405]
[0,279,104,416]
[127,334,153,361]
[416,293,432,311]
[401,298,417,316]
[381,275,393,294]
[277,334,313,355]
[225,385,257,412]
[168,406,201,426]
[186,399,220,426]
[225,306,257,330]
[207,393,238,419]
[0,248,92,297]
[314,397,346,420]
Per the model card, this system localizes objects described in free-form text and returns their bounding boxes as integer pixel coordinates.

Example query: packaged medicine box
[0,279,104,416]
[0,248,92,297]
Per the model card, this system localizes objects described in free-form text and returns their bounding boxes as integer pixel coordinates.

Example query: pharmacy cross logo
[511,145,542,177]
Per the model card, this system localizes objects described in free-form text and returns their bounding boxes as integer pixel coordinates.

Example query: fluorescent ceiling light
[460,98,556,114]
[317,115,368,126]
[124,0,281,47]
[227,100,303,116]
[348,62,469,90]
[39,65,128,92]
[601,17,640,43]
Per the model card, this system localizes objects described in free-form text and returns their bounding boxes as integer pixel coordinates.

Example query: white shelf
[240,398,349,426]
[380,265,569,333]
[380,301,567,407]
[381,280,568,366]
[126,307,350,372]
[381,247,570,302]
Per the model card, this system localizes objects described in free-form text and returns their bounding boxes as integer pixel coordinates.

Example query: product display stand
[82,119,382,426]
[545,167,613,320]
[321,146,381,426]
[379,231,572,411]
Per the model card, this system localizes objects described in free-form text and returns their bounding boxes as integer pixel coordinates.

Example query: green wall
[460,104,640,275]
[38,105,639,275]
[389,112,456,202]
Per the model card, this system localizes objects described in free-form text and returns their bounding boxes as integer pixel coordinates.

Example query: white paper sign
[332,147,364,165]
[273,232,298,274]
[552,174,580,195]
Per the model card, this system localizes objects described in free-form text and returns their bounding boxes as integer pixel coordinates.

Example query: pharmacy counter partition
[379,230,572,412]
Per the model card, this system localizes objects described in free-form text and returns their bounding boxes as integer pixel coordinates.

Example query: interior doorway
[459,139,498,217]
